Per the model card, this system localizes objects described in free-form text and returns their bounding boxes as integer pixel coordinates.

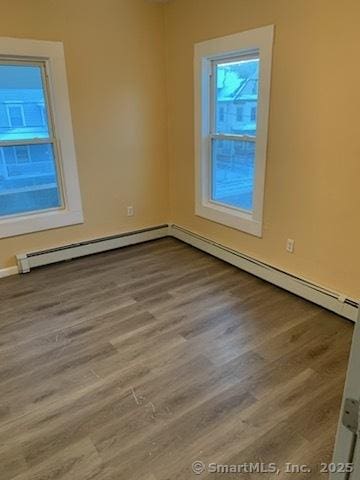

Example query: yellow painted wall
[164,0,360,299]
[0,0,169,268]
[1,0,359,301]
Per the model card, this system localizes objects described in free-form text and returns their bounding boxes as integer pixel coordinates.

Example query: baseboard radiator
[16,224,170,273]
[170,225,359,323]
[13,222,358,322]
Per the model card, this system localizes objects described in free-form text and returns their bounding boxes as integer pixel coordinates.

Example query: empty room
[1,0,360,479]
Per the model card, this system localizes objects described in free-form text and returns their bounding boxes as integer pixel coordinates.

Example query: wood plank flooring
[0,238,354,479]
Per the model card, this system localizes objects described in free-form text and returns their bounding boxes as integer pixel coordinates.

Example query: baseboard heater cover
[16,224,170,273]
[14,222,358,322]
[170,224,359,323]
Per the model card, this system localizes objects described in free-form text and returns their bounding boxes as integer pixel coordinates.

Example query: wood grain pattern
[0,238,353,479]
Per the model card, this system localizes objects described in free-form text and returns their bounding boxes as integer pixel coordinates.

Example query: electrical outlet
[286,238,295,253]
[127,206,134,217]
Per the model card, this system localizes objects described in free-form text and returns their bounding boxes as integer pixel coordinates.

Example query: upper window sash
[210,51,259,140]
[0,59,54,146]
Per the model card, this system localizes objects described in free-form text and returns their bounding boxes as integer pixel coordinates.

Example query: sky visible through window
[212,57,259,211]
[0,64,61,217]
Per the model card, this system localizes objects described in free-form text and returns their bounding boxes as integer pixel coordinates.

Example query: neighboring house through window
[194,26,273,236]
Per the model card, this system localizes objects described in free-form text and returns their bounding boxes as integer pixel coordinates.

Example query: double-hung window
[0,37,83,238]
[194,26,274,236]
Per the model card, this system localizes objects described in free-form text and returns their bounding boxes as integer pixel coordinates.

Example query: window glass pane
[0,64,50,141]
[215,57,259,136]
[0,143,61,216]
[211,139,255,211]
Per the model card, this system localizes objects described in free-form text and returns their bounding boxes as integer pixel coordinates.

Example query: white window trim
[194,25,274,237]
[0,37,83,238]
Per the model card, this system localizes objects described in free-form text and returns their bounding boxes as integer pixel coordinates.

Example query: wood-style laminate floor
[0,238,354,479]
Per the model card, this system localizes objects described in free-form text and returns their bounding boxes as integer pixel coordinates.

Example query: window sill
[0,208,84,239]
[195,201,262,237]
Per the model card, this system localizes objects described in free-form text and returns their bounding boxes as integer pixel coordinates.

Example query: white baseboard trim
[16,224,170,273]
[0,266,19,278]
[170,224,359,322]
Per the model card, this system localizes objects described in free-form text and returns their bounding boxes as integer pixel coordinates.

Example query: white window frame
[194,25,274,237]
[0,37,83,238]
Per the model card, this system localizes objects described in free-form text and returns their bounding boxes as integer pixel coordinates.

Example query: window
[250,106,257,122]
[236,106,243,122]
[194,26,274,236]
[219,106,225,122]
[0,38,83,238]
[14,146,30,163]
[7,104,25,127]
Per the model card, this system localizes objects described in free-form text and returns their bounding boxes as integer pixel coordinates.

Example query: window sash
[209,136,256,214]
[0,59,54,144]
[0,58,64,213]
[208,53,258,214]
[0,137,56,147]
[210,51,259,137]
[210,133,256,143]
